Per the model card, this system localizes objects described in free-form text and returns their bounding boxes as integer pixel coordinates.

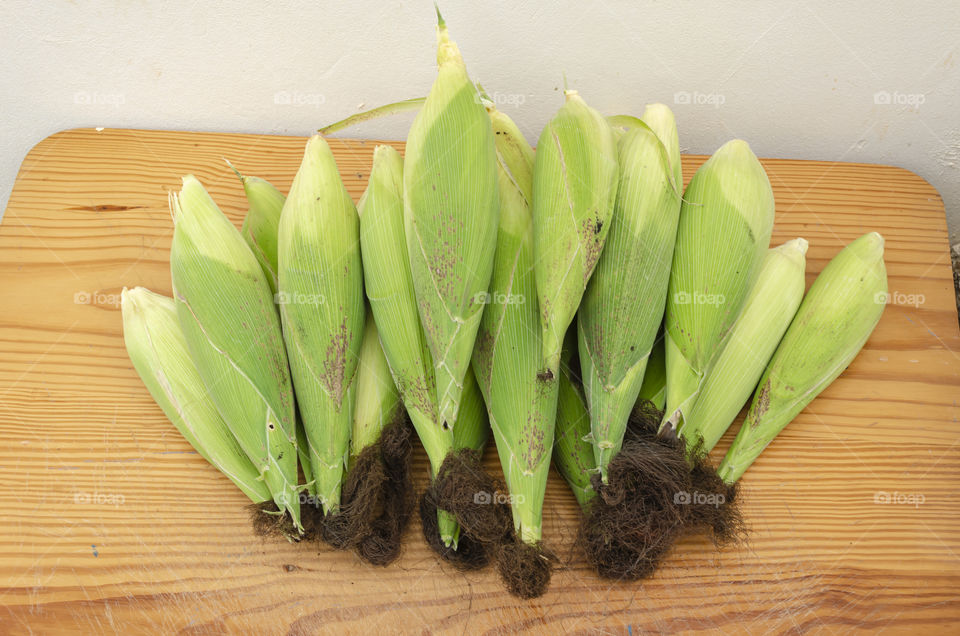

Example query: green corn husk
[227,162,286,295]
[278,134,365,515]
[170,176,300,530]
[296,419,315,497]
[350,309,402,463]
[471,99,557,547]
[578,104,682,481]
[404,10,498,429]
[358,144,464,548]
[635,335,666,411]
[606,114,644,139]
[662,140,775,432]
[553,348,596,510]
[606,111,682,192]
[718,232,887,483]
[359,145,439,441]
[121,287,271,504]
[226,163,312,495]
[681,238,808,455]
[639,107,683,196]
[453,367,490,454]
[533,90,619,375]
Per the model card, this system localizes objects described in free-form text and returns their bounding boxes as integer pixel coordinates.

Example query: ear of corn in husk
[337,307,413,565]
[718,232,887,483]
[471,97,557,546]
[227,162,286,295]
[230,163,315,496]
[358,143,462,548]
[404,10,499,430]
[278,134,365,515]
[169,176,301,530]
[578,104,682,481]
[350,309,402,463]
[681,238,808,455]
[121,286,272,504]
[227,163,313,494]
[662,140,775,432]
[533,90,619,375]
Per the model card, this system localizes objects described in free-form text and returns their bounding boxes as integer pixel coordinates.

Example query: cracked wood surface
[0,128,958,634]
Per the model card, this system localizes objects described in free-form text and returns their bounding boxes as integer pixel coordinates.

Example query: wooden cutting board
[1,128,958,635]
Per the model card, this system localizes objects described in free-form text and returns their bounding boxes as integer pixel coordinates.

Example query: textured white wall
[2,1,958,244]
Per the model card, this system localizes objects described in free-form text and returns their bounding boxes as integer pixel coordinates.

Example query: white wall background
[2,1,959,245]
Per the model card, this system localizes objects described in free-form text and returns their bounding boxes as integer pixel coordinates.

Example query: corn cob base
[580,406,743,580]
[417,448,556,597]
[418,492,490,570]
[494,537,554,599]
[417,449,514,569]
[283,415,416,565]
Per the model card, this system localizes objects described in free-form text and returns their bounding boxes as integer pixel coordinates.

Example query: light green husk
[229,164,314,495]
[296,419,315,497]
[606,111,682,193]
[606,114,645,138]
[471,98,557,545]
[532,90,619,375]
[453,367,490,454]
[350,310,402,463]
[635,335,666,411]
[577,104,682,481]
[278,134,365,515]
[121,287,271,504]
[681,238,808,455]
[404,10,499,430]
[552,344,596,510]
[718,232,887,483]
[227,161,286,295]
[359,143,474,548]
[662,140,775,433]
[169,175,300,530]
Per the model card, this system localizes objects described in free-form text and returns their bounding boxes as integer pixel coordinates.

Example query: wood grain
[0,127,958,635]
